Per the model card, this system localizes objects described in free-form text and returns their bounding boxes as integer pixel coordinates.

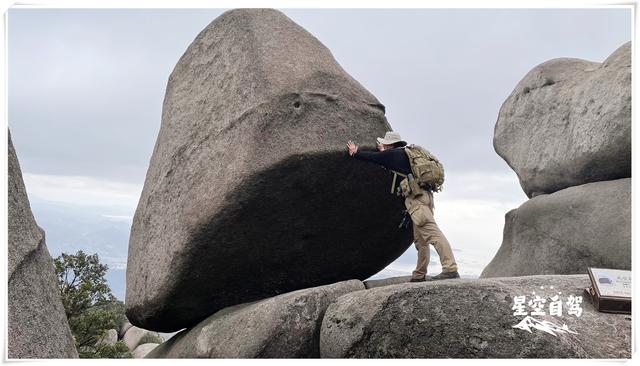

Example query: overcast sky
[8,7,632,276]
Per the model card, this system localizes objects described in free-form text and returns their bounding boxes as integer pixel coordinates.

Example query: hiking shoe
[409,276,433,283]
[432,271,460,280]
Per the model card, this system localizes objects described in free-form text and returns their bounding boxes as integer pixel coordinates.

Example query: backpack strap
[390,170,407,194]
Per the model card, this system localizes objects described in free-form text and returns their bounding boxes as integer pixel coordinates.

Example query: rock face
[320,275,631,358]
[7,131,78,359]
[122,326,162,351]
[363,275,412,289]
[133,343,159,359]
[96,329,118,347]
[119,320,133,339]
[493,42,631,198]
[146,280,364,358]
[481,178,630,278]
[485,41,632,279]
[127,8,412,332]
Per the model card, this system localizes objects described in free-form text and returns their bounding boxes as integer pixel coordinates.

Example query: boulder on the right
[494,42,631,198]
[484,41,632,279]
[481,178,630,278]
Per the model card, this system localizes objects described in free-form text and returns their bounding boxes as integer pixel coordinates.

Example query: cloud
[102,214,134,222]
[9,9,226,183]
[101,256,128,270]
[9,9,631,184]
[23,173,142,211]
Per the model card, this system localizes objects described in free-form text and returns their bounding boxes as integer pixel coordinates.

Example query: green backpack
[391,145,445,195]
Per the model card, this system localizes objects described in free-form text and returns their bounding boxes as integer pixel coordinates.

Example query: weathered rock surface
[7,131,78,359]
[133,343,159,358]
[122,326,161,351]
[494,42,631,198]
[481,178,630,278]
[119,320,133,339]
[127,8,412,332]
[146,280,364,358]
[364,275,412,289]
[96,329,118,347]
[320,275,631,358]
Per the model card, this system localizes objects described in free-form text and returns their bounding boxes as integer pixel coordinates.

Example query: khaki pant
[404,186,458,279]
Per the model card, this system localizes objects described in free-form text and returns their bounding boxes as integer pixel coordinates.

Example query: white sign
[590,268,631,298]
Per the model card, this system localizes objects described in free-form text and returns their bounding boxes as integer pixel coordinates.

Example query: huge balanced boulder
[494,42,631,198]
[7,131,78,358]
[126,8,412,332]
[320,275,631,358]
[147,280,364,358]
[481,178,630,278]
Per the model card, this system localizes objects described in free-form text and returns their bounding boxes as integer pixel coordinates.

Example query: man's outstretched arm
[353,150,389,165]
[347,140,386,164]
[346,140,411,174]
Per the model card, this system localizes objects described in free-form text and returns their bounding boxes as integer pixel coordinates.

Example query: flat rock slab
[364,276,412,289]
[7,131,78,359]
[481,178,630,278]
[494,42,630,198]
[146,280,364,358]
[126,8,412,332]
[320,275,631,358]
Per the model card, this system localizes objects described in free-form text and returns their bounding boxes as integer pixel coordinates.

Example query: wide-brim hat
[376,131,407,146]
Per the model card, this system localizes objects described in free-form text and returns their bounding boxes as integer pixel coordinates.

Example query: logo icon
[512,316,578,337]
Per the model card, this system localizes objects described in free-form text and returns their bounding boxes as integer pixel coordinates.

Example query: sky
[6,7,633,285]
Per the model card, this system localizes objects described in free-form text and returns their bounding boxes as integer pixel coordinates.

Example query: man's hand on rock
[347,140,358,156]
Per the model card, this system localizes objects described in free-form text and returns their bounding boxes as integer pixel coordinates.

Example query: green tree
[54,251,113,318]
[54,250,131,358]
[67,300,126,348]
[80,341,131,359]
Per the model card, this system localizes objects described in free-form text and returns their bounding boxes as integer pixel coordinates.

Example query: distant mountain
[30,199,132,300]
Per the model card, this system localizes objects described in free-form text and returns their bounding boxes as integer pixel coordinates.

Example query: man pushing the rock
[347,131,460,282]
